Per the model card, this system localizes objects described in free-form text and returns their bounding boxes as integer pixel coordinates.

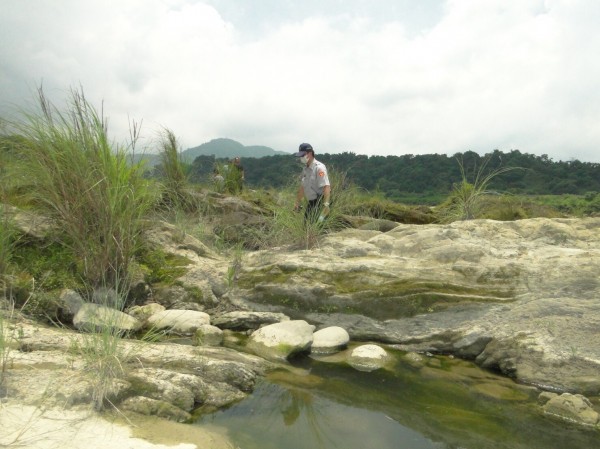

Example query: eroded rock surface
[227,218,600,394]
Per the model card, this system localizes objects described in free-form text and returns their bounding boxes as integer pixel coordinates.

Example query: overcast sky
[1,0,600,161]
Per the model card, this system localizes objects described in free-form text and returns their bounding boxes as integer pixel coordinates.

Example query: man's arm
[294,186,305,210]
[322,185,331,216]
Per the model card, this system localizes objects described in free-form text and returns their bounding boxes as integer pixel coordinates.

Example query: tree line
[188,149,600,204]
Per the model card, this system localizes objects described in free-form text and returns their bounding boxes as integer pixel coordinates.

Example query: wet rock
[542,393,600,427]
[348,344,390,372]
[246,320,315,361]
[403,352,426,368]
[311,326,350,354]
[125,368,208,412]
[538,391,558,405]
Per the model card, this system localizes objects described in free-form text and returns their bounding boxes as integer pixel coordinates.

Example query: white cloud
[1,0,599,161]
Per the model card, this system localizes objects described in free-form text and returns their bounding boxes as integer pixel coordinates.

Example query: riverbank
[1,404,232,449]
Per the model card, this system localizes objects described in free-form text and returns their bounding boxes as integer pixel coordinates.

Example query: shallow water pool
[194,350,600,449]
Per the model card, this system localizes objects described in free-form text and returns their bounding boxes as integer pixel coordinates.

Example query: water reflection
[194,352,600,449]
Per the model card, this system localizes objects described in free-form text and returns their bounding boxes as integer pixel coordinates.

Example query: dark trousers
[304,196,323,222]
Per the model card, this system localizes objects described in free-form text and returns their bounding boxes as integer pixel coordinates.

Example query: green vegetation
[437,156,521,222]
[7,87,155,295]
[196,149,600,204]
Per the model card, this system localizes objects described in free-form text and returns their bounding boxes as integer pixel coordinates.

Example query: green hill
[182,138,288,162]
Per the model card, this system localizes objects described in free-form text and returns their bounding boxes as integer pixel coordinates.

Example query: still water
[194,349,600,449]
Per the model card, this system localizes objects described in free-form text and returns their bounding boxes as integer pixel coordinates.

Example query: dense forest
[189,149,600,204]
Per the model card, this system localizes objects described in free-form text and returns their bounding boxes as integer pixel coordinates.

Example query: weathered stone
[348,344,390,372]
[58,288,85,321]
[212,311,290,331]
[193,324,224,346]
[543,393,600,427]
[311,326,350,354]
[125,368,208,411]
[230,217,600,393]
[403,352,426,368]
[73,303,142,333]
[146,309,210,335]
[120,396,191,422]
[246,320,315,361]
[127,303,166,322]
[538,391,558,405]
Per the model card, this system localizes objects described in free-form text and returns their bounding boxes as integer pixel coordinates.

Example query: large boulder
[229,218,600,394]
[246,320,315,361]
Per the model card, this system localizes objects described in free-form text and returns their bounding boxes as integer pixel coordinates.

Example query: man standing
[293,143,331,222]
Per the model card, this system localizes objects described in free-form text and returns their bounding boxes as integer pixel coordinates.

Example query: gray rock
[146,309,210,335]
[348,344,391,372]
[229,217,600,394]
[212,311,290,331]
[125,368,208,412]
[126,303,166,322]
[73,303,142,333]
[403,352,426,368]
[120,396,191,422]
[542,393,600,427]
[311,326,350,354]
[538,391,558,405]
[193,324,224,346]
[58,289,85,320]
[246,320,315,361]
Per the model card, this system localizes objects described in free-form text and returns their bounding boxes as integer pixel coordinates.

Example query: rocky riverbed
[2,216,600,446]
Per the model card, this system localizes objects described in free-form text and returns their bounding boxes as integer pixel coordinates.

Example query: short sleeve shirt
[301,159,330,201]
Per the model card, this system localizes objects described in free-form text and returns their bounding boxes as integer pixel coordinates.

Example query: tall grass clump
[438,156,520,222]
[265,167,357,249]
[9,87,155,296]
[156,127,197,211]
[71,319,128,410]
[0,205,17,282]
[0,132,18,298]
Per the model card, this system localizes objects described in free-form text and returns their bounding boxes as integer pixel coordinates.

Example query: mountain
[181,138,289,162]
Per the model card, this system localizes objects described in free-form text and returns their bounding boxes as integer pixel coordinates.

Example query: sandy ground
[0,404,234,449]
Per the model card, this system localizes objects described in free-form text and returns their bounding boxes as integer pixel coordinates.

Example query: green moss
[238,267,515,319]
[137,248,193,284]
[11,241,82,292]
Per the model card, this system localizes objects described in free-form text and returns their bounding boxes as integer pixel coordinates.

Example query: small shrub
[438,156,521,222]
